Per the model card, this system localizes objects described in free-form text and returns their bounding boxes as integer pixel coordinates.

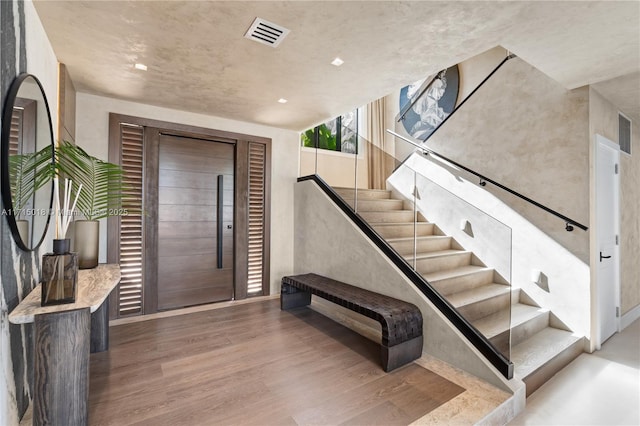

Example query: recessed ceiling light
[278,98,288,104]
[331,57,344,67]
[134,63,148,71]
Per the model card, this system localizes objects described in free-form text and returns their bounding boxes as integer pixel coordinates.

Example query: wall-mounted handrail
[297,174,514,379]
[389,51,587,231]
[387,129,588,231]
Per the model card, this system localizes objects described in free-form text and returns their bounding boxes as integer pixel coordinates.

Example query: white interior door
[595,134,620,347]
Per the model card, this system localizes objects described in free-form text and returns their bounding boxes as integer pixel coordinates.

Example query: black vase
[41,238,78,306]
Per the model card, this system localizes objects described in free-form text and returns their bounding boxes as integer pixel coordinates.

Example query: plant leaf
[54,141,135,220]
[8,145,54,211]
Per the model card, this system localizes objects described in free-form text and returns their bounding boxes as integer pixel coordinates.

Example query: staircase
[335,187,583,396]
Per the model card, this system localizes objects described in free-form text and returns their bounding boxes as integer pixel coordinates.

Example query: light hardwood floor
[89,299,465,425]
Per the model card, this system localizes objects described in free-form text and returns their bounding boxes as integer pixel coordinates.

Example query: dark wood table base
[90,299,109,353]
[34,308,90,426]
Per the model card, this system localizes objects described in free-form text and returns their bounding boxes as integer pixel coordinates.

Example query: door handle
[600,251,612,262]
[217,175,223,269]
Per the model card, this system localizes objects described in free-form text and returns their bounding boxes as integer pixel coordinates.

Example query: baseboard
[621,304,640,330]
[109,294,279,326]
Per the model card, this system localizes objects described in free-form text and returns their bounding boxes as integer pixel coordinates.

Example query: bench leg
[381,335,423,372]
[280,283,311,310]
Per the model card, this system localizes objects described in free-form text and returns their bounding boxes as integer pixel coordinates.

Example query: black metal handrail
[419,54,516,145]
[387,129,588,231]
[297,174,514,379]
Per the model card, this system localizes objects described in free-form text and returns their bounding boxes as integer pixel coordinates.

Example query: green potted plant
[54,141,127,269]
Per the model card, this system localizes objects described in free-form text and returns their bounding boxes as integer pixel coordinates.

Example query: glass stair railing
[297,51,588,380]
[298,130,514,378]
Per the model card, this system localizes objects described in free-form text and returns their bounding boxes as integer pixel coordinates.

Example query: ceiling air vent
[244,17,290,48]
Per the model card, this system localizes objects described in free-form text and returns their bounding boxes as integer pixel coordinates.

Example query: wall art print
[399,65,459,141]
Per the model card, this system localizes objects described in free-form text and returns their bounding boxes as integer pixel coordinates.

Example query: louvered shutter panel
[9,108,22,155]
[247,142,266,296]
[117,124,145,316]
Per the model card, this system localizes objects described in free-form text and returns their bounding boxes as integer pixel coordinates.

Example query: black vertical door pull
[217,175,223,269]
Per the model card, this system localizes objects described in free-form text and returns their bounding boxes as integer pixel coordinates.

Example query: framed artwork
[399,65,459,141]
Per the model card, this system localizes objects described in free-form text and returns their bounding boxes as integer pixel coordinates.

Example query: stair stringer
[294,179,526,416]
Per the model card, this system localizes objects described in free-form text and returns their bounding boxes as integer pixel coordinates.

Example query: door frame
[594,133,621,349]
[107,113,271,317]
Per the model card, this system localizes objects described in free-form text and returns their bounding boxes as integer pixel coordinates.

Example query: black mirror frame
[1,73,55,252]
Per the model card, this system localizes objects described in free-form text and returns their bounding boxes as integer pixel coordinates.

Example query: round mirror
[1,73,54,251]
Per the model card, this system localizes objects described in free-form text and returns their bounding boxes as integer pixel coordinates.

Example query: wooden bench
[281,273,423,372]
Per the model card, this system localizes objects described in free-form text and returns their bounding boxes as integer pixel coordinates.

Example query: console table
[9,264,120,426]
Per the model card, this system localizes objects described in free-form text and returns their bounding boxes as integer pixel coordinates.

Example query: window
[619,112,632,155]
[301,109,358,153]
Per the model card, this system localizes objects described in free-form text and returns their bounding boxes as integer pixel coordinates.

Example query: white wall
[588,88,640,330]
[75,93,299,295]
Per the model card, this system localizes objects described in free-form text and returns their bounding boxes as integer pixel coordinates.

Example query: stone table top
[8,264,120,324]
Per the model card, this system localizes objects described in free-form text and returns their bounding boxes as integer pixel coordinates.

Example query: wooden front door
[157,134,235,310]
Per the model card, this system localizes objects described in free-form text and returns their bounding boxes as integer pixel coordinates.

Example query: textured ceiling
[33,1,640,131]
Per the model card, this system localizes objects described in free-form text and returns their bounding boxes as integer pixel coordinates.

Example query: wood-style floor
[89,299,464,425]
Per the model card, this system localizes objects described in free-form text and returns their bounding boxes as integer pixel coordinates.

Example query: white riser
[359,210,415,223]
[334,188,391,199]
[447,284,511,322]
[388,236,453,256]
[373,223,434,238]
[413,251,472,275]
[474,302,549,343]
[425,266,495,296]
[344,199,404,211]
[475,303,551,357]
[511,328,584,396]
[511,308,551,346]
